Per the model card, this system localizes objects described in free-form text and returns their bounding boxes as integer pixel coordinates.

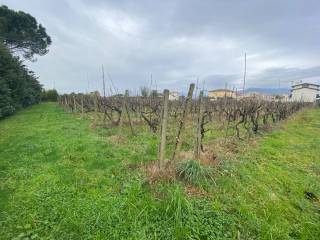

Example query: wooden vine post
[119,93,126,128]
[125,90,135,136]
[73,95,77,112]
[93,93,98,123]
[64,96,68,111]
[81,95,84,118]
[158,89,169,170]
[119,90,135,135]
[194,90,204,159]
[171,83,195,162]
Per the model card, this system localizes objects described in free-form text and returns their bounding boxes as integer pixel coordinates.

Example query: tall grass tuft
[165,185,192,239]
[176,159,211,185]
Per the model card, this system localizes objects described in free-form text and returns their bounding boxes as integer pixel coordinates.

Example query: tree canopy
[0,5,52,119]
[41,89,59,102]
[0,5,51,61]
[0,42,42,118]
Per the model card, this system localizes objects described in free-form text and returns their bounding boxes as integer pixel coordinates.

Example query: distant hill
[245,88,290,95]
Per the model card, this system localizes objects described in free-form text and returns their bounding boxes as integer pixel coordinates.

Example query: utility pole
[102,65,106,97]
[195,77,199,98]
[86,72,89,94]
[242,53,247,95]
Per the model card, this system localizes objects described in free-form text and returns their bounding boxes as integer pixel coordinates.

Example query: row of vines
[58,84,311,169]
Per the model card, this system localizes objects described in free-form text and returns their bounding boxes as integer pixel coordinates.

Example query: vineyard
[59,83,310,170]
[1,98,320,239]
[2,2,320,239]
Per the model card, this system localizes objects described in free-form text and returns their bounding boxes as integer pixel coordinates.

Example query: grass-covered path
[0,103,319,239]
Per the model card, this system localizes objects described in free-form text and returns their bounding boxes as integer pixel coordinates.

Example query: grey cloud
[248,66,320,88]
[202,74,241,90]
[192,66,320,90]
[0,0,319,93]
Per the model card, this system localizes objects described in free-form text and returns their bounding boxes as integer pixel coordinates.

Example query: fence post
[158,89,169,169]
[125,90,135,136]
[64,96,68,111]
[119,91,127,128]
[81,95,84,118]
[73,95,77,112]
[171,83,195,162]
[194,90,204,159]
[93,94,98,123]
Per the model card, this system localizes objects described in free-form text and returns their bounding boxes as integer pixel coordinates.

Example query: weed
[176,159,212,185]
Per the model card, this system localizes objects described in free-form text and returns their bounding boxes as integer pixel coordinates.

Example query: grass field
[0,103,319,239]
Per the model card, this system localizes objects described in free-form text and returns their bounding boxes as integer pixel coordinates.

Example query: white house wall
[291,88,318,102]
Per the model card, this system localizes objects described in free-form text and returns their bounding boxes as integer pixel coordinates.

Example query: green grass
[0,103,319,239]
[176,159,212,185]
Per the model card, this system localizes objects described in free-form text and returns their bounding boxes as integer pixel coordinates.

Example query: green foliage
[0,3,49,119]
[176,159,211,184]
[164,185,192,238]
[0,5,51,60]
[140,86,149,97]
[139,87,159,98]
[0,78,14,117]
[0,42,41,119]
[150,89,158,98]
[41,89,58,102]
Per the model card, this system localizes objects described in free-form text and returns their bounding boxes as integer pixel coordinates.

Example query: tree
[41,89,59,102]
[0,42,42,118]
[0,5,50,119]
[0,5,51,61]
[0,78,15,118]
[150,89,158,98]
[140,86,149,97]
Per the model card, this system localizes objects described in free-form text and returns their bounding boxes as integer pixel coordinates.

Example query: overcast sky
[1,0,320,94]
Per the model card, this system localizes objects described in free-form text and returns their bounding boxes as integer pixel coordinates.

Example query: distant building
[275,94,290,102]
[208,89,236,99]
[169,91,180,101]
[290,83,320,102]
[240,92,275,101]
[90,91,100,97]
